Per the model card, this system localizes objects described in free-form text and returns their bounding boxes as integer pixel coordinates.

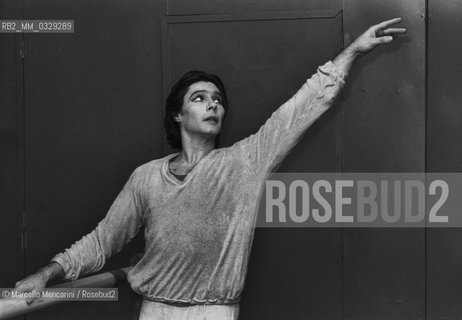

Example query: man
[14,18,406,320]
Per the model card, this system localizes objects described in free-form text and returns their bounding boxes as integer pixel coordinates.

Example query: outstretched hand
[349,18,407,55]
[332,18,407,76]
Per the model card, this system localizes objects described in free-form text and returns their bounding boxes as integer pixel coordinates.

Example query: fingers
[375,36,394,45]
[373,17,403,31]
[378,28,407,36]
[26,296,37,305]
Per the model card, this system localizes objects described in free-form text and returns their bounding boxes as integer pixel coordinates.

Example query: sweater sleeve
[233,61,345,174]
[50,169,144,281]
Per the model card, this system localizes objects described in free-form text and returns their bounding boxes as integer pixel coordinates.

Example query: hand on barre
[13,262,64,305]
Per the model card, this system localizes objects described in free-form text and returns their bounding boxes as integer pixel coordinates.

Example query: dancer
[14,18,406,320]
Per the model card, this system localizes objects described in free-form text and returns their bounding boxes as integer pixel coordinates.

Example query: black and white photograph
[0,0,461,319]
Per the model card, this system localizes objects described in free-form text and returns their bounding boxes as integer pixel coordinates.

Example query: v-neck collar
[162,150,216,187]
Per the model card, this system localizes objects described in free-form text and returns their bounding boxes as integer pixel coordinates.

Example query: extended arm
[13,169,144,304]
[235,18,406,173]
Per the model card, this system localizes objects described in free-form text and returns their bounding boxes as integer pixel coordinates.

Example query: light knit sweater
[51,61,345,305]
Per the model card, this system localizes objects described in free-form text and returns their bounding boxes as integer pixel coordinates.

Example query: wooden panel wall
[167,0,341,15]
[427,0,462,319]
[0,2,24,320]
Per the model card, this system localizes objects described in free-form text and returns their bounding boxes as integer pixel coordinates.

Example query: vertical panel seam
[340,3,345,320]
[424,0,429,319]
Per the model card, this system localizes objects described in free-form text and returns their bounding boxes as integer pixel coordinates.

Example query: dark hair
[164,71,229,149]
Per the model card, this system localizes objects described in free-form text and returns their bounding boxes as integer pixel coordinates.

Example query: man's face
[176,81,225,139]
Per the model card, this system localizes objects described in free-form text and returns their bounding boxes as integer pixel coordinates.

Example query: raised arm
[234,18,406,174]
